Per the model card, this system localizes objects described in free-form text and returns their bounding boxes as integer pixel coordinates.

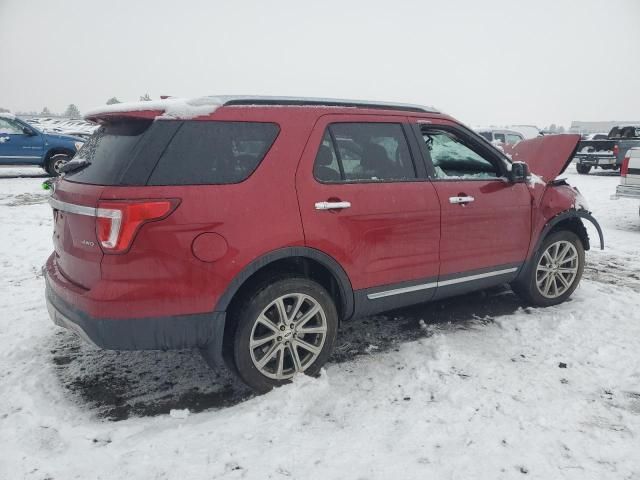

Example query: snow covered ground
[0,168,639,479]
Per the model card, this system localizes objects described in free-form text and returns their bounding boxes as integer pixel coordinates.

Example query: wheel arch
[530,209,604,265]
[513,209,602,292]
[215,247,355,322]
[43,147,75,167]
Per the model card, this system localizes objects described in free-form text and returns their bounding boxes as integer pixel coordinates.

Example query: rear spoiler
[84,97,224,123]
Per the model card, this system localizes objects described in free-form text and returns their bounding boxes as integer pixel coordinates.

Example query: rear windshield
[66,120,279,186]
[66,120,153,185]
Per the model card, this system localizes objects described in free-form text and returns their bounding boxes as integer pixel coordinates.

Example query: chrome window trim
[48,197,96,217]
[367,267,518,300]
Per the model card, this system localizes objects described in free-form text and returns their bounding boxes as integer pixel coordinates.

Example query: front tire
[227,278,338,393]
[576,163,592,175]
[512,230,585,307]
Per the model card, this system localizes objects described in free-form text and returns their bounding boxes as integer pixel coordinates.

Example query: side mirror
[23,126,36,136]
[510,161,529,183]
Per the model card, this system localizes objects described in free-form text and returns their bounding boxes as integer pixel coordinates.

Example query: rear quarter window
[148,121,279,185]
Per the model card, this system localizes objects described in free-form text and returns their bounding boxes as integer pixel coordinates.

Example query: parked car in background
[0,113,84,175]
[611,147,640,215]
[44,96,603,392]
[23,116,99,141]
[573,125,640,174]
[507,125,543,140]
[476,128,524,145]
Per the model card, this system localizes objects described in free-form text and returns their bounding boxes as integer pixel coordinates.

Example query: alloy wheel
[535,240,579,299]
[249,293,327,380]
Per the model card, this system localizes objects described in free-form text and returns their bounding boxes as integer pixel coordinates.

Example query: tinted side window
[313,123,416,183]
[148,121,279,185]
[422,128,500,180]
[313,131,341,182]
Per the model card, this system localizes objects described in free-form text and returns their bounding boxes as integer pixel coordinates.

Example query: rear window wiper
[60,158,91,174]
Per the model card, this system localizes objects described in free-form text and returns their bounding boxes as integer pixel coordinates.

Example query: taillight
[96,199,178,253]
[621,156,630,177]
[613,145,619,157]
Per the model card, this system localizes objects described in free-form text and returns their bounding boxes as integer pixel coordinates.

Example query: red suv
[44,96,604,392]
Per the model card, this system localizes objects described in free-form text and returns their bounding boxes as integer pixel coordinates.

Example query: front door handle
[449,196,475,205]
[315,201,351,210]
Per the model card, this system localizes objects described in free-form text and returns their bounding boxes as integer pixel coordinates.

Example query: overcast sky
[1,0,638,127]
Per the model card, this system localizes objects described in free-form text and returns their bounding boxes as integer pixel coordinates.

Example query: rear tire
[576,164,592,175]
[44,153,71,176]
[214,278,338,393]
[512,230,585,307]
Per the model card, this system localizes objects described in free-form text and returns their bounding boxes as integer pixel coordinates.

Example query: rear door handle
[449,196,475,205]
[315,201,351,210]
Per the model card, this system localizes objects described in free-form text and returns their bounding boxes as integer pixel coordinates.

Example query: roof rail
[219,96,439,114]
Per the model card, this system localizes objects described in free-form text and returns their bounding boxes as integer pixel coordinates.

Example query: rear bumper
[612,184,640,200]
[45,268,226,359]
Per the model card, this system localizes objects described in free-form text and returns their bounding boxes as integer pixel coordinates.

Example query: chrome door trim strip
[48,197,97,217]
[367,281,437,299]
[0,155,41,159]
[437,267,518,287]
[367,267,519,300]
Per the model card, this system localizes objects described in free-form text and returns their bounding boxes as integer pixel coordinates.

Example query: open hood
[505,134,581,182]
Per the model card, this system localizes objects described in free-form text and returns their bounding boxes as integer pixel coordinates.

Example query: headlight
[74,141,84,151]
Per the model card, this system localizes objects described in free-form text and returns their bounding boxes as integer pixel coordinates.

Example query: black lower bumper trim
[45,275,226,358]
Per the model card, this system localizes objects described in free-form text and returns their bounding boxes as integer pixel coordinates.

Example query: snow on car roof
[0,112,16,119]
[84,95,439,121]
[84,96,226,121]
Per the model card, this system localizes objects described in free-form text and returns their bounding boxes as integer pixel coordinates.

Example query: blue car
[0,113,84,176]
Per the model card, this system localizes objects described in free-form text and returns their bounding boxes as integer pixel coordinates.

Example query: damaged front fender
[536,209,605,254]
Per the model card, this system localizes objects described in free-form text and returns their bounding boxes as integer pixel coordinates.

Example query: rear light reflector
[621,156,630,177]
[96,199,179,253]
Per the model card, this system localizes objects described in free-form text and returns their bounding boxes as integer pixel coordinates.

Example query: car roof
[84,95,440,122]
[218,96,439,113]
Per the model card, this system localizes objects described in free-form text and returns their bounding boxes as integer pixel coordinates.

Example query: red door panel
[432,180,531,275]
[411,117,532,276]
[295,114,441,291]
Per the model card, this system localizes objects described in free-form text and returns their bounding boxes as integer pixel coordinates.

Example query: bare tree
[64,104,81,118]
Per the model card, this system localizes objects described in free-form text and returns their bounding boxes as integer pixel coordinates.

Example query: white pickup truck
[612,147,640,215]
